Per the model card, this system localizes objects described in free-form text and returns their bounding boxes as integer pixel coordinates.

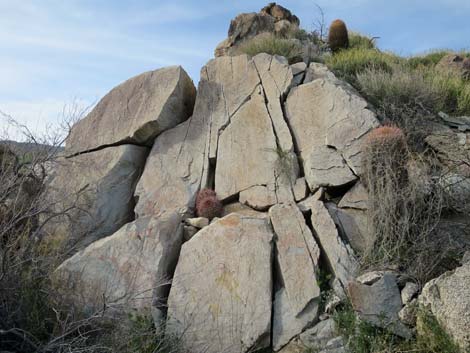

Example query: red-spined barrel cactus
[362,125,408,187]
[195,188,223,220]
[328,19,349,52]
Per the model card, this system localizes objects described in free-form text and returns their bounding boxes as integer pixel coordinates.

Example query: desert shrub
[236,34,303,64]
[195,188,223,220]
[325,48,400,83]
[328,19,349,52]
[361,126,443,276]
[349,31,376,50]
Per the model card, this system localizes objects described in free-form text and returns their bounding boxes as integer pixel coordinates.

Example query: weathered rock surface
[214,54,299,202]
[348,273,411,338]
[270,204,320,315]
[285,68,379,188]
[46,145,148,249]
[299,319,338,350]
[418,262,470,351]
[134,77,215,218]
[55,213,183,314]
[167,213,274,353]
[305,196,360,296]
[66,66,196,154]
[273,288,318,351]
[270,204,321,350]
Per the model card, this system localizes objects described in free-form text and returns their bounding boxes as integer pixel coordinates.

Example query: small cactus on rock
[328,19,349,52]
[195,188,223,220]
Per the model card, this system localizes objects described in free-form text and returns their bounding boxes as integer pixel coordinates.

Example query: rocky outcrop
[418,262,470,351]
[215,3,300,57]
[55,212,183,315]
[45,145,148,249]
[167,213,274,353]
[66,66,196,154]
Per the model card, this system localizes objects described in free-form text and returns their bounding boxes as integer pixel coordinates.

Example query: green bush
[349,32,376,50]
[236,34,303,64]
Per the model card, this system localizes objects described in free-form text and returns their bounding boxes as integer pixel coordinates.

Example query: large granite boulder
[66,66,196,154]
[285,64,379,191]
[45,145,148,249]
[418,262,470,351]
[167,213,274,353]
[55,212,183,315]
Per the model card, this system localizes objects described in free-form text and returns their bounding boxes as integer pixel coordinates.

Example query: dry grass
[236,34,303,64]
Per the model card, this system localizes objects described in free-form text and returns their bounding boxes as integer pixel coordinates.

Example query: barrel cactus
[195,188,223,220]
[328,19,349,52]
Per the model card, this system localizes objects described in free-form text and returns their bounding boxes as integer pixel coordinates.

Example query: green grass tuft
[236,34,303,64]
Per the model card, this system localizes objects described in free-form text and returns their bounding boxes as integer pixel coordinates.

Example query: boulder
[167,213,274,353]
[285,67,379,187]
[293,177,308,201]
[134,78,216,219]
[436,54,470,80]
[66,66,196,154]
[45,145,148,249]
[418,261,470,351]
[348,273,412,338]
[55,213,183,316]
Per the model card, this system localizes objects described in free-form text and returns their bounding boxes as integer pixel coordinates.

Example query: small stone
[401,282,419,305]
[356,271,387,285]
[185,217,209,229]
[399,299,418,326]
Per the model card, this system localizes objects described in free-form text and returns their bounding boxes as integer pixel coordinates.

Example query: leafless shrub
[361,126,444,283]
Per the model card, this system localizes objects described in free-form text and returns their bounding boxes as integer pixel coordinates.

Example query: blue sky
[1,0,469,139]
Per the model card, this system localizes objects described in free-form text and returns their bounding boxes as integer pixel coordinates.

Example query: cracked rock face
[66,66,196,155]
[55,212,183,314]
[167,213,274,353]
[285,66,379,190]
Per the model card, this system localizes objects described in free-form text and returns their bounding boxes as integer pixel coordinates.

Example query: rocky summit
[32,3,470,353]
